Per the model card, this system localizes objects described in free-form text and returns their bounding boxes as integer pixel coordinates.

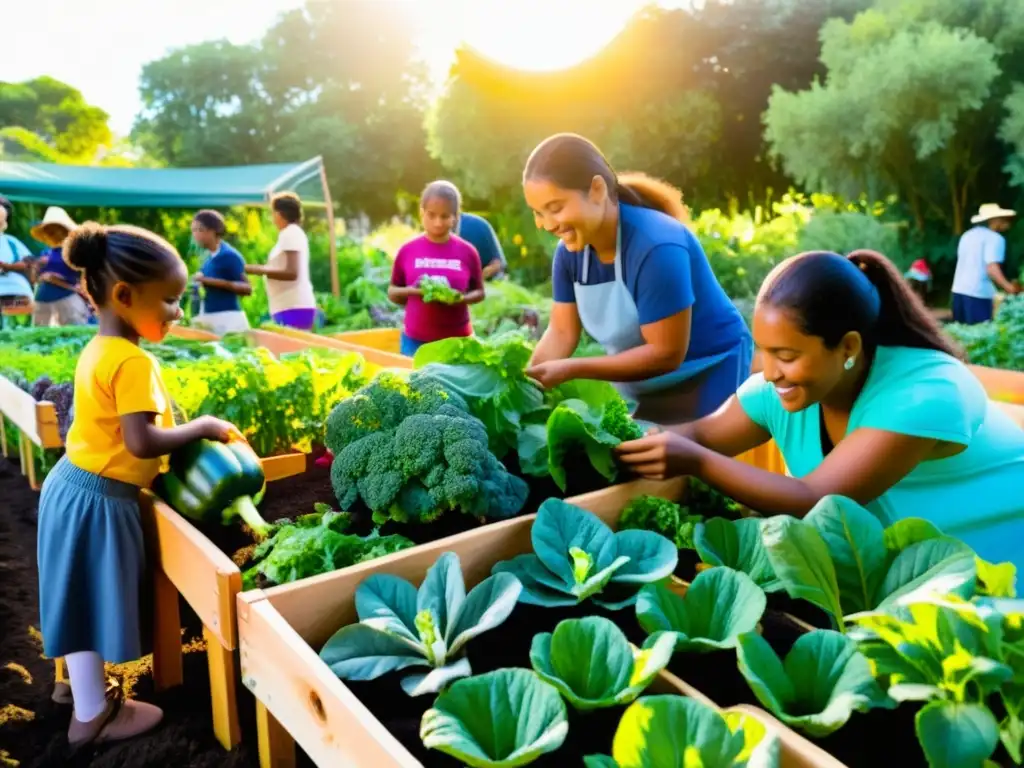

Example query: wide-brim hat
[30,207,78,246]
[971,203,1017,225]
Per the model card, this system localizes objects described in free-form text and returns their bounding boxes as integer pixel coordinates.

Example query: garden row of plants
[948,296,1024,373]
[302,489,1021,768]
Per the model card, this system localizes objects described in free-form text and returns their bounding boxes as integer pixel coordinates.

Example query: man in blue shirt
[455,212,506,280]
[951,203,1019,324]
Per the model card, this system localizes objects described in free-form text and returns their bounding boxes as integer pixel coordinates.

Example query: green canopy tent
[0,157,341,295]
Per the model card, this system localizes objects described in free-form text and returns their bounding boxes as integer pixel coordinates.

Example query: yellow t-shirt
[65,336,175,488]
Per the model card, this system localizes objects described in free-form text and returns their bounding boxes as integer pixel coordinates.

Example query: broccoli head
[619,494,704,551]
[326,372,527,525]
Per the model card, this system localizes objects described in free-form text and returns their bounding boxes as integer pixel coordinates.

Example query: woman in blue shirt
[523,133,751,423]
[0,195,36,319]
[617,249,1024,570]
[31,207,92,326]
[190,210,251,335]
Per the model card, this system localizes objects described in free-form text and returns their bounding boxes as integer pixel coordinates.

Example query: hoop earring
[844,357,856,371]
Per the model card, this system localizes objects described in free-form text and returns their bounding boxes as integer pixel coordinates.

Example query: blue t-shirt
[552,204,748,360]
[200,242,246,314]
[456,213,504,271]
[35,247,80,303]
[0,235,33,298]
[738,345,1024,570]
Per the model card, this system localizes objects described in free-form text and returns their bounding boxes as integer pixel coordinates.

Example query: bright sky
[2,0,688,136]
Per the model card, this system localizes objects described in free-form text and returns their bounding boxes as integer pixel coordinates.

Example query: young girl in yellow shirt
[37,223,241,751]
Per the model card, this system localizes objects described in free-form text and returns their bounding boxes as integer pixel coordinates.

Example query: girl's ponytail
[845,250,962,358]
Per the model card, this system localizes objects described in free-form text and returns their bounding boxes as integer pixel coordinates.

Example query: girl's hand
[524,359,576,389]
[615,430,703,480]
[194,415,245,443]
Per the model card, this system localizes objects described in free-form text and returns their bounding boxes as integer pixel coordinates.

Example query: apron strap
[612,222,624,284]
[581,246,591,284]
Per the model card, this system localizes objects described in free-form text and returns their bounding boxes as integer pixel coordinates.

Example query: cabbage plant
[636,567,766,653]
[420,668,568,767]
[320,552,521,696]
[492,498,677,610]
[695,517,782,592]
[583,695,780,767]
[736,629,892,736]
[530,616,675,710]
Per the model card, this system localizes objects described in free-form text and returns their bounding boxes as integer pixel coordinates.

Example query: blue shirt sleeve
[634,244,694,325]
[552,245,576,303]
[473,218,505,268]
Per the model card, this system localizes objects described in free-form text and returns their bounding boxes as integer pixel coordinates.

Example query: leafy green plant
[492,498,677,610]
[419,274,464,304]
[420,668,568,767]
[695,518,782,592]
[240,505,414,589]
[530,616,675,710]
[617,494,704,550]
[849,594,1024,767]
[761,496,978,631]
[320,552,522,696]
[324,370,528,524]
[583,695,780,767]
[635,567,766,653]
[736,629,892,737]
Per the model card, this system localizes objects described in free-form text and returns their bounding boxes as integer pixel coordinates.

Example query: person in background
[455,209,506,280]
[0,194,36,319]
[37,222,241,749]
[903,258,932,305]
[389,180,484,357]
[190,210,251,335]
[951,203,1019,325]
[31,206,92,327]
[522,133,751,424]
[616,250,1024,571]
[245,192,316,330]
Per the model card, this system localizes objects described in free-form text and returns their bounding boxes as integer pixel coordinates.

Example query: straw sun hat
[30,207,78,247]
[971,203,1017,225]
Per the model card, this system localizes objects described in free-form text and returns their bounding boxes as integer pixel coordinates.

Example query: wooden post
[205,625,242,749]
[319,163,340,298]
[256,701,295,768]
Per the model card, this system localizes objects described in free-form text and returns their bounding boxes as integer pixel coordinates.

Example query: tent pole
[319,165,340,298]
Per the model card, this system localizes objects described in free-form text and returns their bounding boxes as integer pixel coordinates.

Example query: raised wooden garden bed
[0,371,61,489]
[332,327,403,355]
[970,364,1024,404]
[250,327,411,369]
[238,476,840,768]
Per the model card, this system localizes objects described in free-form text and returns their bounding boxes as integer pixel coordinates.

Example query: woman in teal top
[616,249,1024,570]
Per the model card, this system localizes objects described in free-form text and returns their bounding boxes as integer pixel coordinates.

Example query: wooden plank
[239,596,419,768]
[205,624,242,749]
[247,329,411,370]
[0,374,44,443]
[261,453,307,483]
[1,415,7,456]
[257,700,296,768]
[973,364,1024,404]
[141,492,241,649]
[331,328,402,356]
[151,567,184,691]
[168,325,220,341]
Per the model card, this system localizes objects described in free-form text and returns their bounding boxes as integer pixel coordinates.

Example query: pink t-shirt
[392,234,482,342]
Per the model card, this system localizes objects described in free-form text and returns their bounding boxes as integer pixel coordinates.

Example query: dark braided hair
[64,223,183,306]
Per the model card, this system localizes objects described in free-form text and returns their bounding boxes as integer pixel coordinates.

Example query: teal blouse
[738,346,1024,571]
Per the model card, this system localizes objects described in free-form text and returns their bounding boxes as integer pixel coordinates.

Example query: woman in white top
[245,192,316,329]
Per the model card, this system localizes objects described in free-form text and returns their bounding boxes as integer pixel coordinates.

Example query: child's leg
[64,651,107,722]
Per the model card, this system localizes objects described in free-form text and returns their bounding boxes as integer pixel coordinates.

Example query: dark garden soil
[0,455,316,768]
[345,601,647,767]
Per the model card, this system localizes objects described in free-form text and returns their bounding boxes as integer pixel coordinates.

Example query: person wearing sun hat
[951,203,1019,325]
[31,206,93,327]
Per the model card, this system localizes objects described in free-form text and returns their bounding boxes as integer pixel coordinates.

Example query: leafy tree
[0,76,112,162]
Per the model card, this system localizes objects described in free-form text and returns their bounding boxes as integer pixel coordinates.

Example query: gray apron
[573,226,739,424]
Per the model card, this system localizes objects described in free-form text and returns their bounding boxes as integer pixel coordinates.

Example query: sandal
[52,675,119,706]
[67,684,162,753]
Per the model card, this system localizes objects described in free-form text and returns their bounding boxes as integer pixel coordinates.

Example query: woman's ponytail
[845,250,962,358]
[616,173,692,225]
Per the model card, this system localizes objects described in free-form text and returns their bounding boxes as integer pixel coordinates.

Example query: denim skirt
[36,457,144,663]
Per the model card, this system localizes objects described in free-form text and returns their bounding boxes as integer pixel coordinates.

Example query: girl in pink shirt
[389,181,485,355]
